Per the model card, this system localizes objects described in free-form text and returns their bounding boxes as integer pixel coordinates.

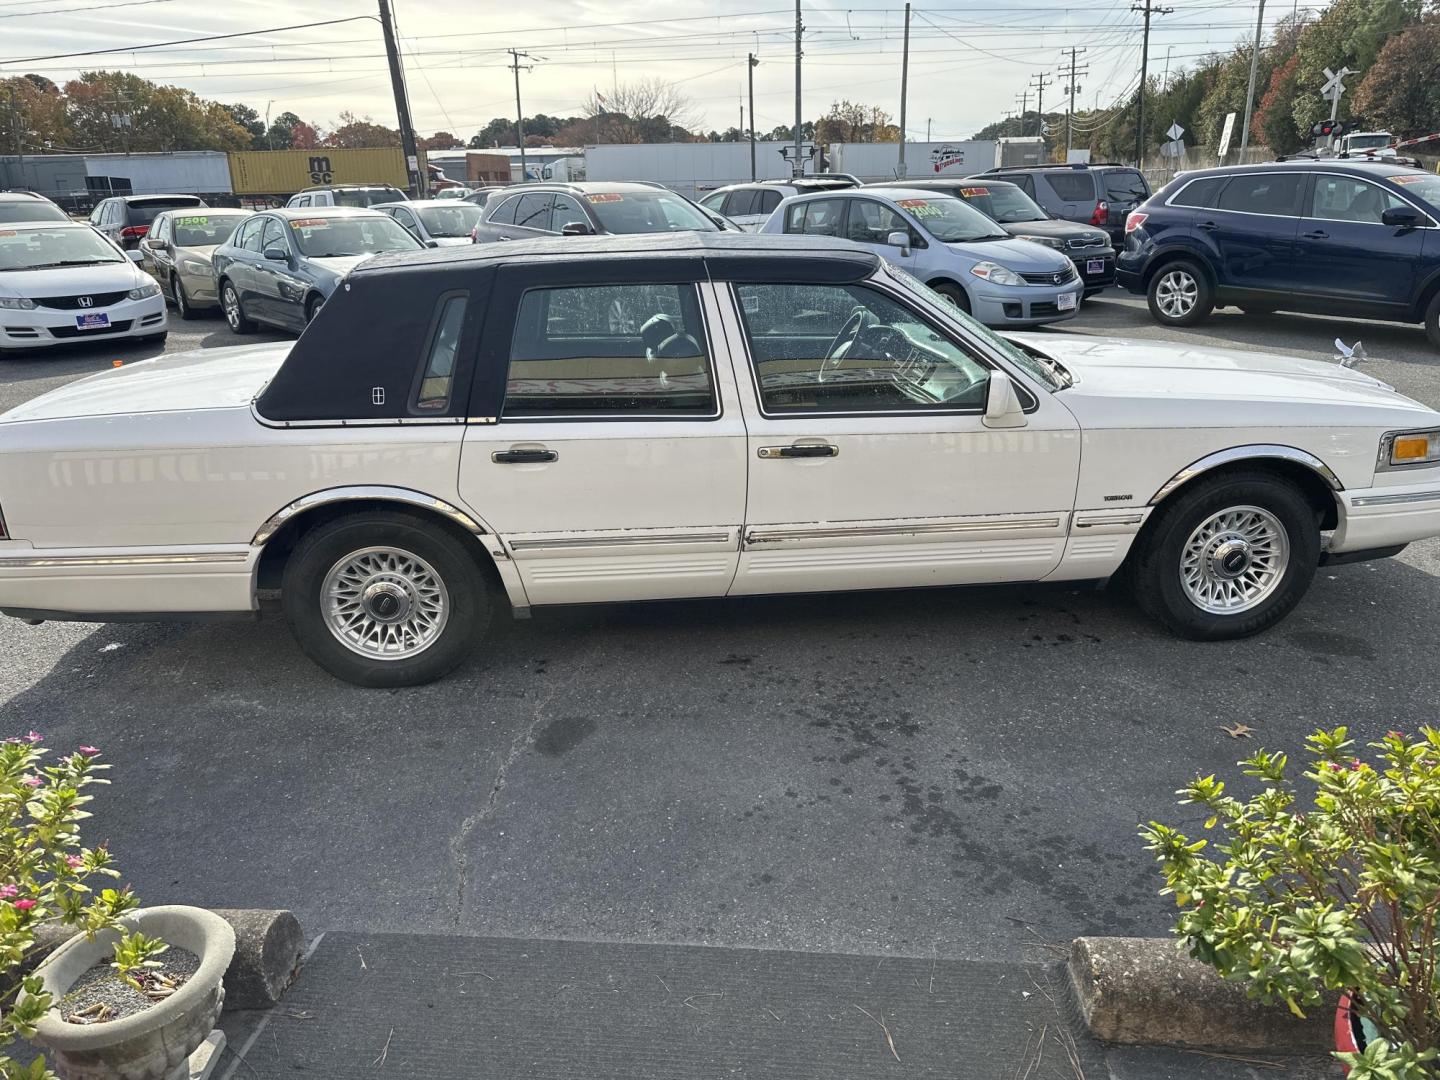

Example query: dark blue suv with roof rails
[1116,160,1440,349]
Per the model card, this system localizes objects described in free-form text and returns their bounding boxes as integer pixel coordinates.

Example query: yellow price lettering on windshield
[960,187,990,197]
[586,194,623,203]
[289,218,330,228]
[175,216,209,226]
[898,199,944,218]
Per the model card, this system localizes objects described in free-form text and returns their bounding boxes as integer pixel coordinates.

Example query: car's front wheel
[1146,259,1213,327]
[931,282,971,313]
[304,294,325,325]
[1423,289,1440,351]
[173,275,199,321]
[220,280,255,334]
[1129,471,1320,640]
[281,510,493,687]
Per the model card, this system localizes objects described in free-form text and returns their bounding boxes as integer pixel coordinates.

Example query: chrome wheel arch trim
[251,486,486,547]
[1149,445,1344,506]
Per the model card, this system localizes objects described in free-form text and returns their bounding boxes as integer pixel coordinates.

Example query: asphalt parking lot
[1,295,1437,966]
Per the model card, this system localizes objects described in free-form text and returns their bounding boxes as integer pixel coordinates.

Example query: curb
[1068,937,1335,1052]
[27,908,304,1012]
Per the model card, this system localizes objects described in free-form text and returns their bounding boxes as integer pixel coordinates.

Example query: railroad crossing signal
[1321,66,1355,103]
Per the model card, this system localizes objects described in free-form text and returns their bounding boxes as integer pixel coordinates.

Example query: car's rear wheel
[173,275,199,321]
[1129,471,1320,640]
[1424,289,1440,351]
[931,282,971,313]
[220,280,255,334]
[1146,259,1213,327]
[281,510,493,687]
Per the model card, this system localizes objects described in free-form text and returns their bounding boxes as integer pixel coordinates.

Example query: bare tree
[584,78,704,142]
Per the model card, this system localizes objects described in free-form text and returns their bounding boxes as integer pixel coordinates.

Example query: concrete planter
[26,906,236,1080]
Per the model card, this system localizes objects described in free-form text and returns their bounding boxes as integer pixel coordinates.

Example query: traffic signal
[1311,119,1349,138]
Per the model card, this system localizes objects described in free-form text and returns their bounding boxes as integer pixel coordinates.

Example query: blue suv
[1117,160,1440,348]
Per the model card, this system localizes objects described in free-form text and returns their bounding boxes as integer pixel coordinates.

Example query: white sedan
[1,233,1437,687]
[0,221,167,352]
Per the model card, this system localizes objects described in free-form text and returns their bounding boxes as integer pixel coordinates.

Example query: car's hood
[429,237,472,247]
[1000,219,1108,246]
[0,343,292,424]
[946,236,1071,271]
[1010,333,1430,412]
[0,262,145,298]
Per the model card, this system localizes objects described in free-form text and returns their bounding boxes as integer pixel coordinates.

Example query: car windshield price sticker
[960,187,990,197]
[1390,175,1424,185]
[586,194,623,203]
[290,218,330,229]
[897,199,943,218]
[0,230,15,238]
[175,216,209,227]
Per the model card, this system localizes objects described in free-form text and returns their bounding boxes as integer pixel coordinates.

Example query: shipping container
[585,142,794,199]
[827,141,1000,179]
[226,148,426,196]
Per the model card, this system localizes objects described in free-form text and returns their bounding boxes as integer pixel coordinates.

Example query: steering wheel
[819,307,877,383]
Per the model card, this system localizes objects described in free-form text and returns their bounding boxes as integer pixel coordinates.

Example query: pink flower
[20,776,41,788]
[65,855,83,869]
[1327,762,1344,773]
[1388,731,1405,740]
[13,899,36,911]
[24,732,41,744]
[1351,759,1365,771]
[0,886,18,900]
[78,746,99,756]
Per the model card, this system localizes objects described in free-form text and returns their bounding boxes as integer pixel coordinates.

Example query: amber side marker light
[1393,436,1431,462]
[112,360,123,368]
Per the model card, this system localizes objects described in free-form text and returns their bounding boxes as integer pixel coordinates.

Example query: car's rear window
[1103,170,1150,203]
[0,200,68,223]
[1043,172,1096,202]
[331,188,404,208]
[125,198,204,226]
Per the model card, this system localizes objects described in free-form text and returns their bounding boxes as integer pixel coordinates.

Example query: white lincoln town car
[1,233,1438,686]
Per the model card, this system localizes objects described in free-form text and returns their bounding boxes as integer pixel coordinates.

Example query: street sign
[1160,139,1186,159]
[1321,66,1355,102]
[1218,112,1237,157]
[1166,123,1185,141]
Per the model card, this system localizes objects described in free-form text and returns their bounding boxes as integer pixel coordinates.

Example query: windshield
[586,191,718,233]
[415,203,482,238]
[0,200,68,224]
[126,200,203,226]
[288,215,422,257]
[331,188,405,208]
[1347,134,1392,150]
[172,214,246,247]
[880,260,1065,390]
[892,196,1009,242]
[0,226,124,271]
[1385,172,1440,210]
[950,184,1048,223]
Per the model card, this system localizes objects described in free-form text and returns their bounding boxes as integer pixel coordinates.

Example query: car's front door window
[1307,176,1407,223]
[734,282,990,415]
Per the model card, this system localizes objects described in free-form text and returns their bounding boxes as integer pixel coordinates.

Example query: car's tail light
[470,225,480,243]
[1125,211,1149,234]
[1089,200,1109,226]
[119,226,149,238]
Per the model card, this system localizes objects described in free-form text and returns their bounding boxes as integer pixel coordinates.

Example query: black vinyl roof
[354,231,879,284]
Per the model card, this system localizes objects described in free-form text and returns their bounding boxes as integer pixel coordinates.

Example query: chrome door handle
[1302,230,1328,239]
[492,448,557,464]
[1197,220,1220,231]
[757,444,839,459]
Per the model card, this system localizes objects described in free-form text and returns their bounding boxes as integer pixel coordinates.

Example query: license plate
[1057,292,1077,312]
[1086,258,1106,275]
[74,313,110,330]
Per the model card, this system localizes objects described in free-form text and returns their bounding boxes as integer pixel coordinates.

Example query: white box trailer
[585,142,796,199]
[80,151,233,195]
[827,141,999,180]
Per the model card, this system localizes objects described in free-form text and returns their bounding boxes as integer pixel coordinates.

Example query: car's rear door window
[725,189,759,216]
[503,283,715,417]
[784,198,847,237]
[513,193,554,232]
[1216,173,1304,216]
[755,189,783,215]
[1043,172,1096,202]
[487,195,521,225]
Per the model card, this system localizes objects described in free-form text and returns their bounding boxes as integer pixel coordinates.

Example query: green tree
[1291,0,1420,135]
[1352,17,1440,137]
[813,100,901,143]
[321,111,399,149]
[224,103,266,148]
[0,74,70,152]
[263,110,302,150]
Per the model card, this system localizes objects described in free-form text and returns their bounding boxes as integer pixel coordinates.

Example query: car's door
[457,272,748,605]
[842,196,920,271]
[550,193,587,235]
[1292,173,1427,316]
[137,213,169,286]
[718,278,1081,595]
[230,216,270,317]
[260,216,312,330]
[1201,171,1305,297]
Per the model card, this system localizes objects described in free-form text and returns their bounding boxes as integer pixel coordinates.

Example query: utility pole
[1030,71,1052,152]
[509,49,539,183]
[926,117,931,142]
[1015,89,1030,136]
[793,0,804,177]
[748,53,760,181]
[1132,0,1173,168]
[898,2,911,177]
[1238,0,1266,155]
[377,0,425,196]
[1060,48,1088,160]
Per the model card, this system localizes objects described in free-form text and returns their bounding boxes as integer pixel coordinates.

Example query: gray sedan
[212,207,422,335]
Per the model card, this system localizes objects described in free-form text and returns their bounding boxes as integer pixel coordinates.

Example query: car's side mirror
[560,220,593,236]
[1382,206,1424,230]
[263,246,290,262]
[125,249,144,263]
[151,239,169,252]
[983,370,1028,429]
[886,229,911,256]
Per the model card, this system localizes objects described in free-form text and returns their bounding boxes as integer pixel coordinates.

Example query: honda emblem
[77,296,94,308]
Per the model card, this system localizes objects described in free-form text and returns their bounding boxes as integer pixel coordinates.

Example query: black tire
[1129,470,1320,641]
[304,293,325,325]
[281,510,493,687]
[220,280,255,334]
[1146,258,1213,327]
[931,281,971,314]
[173,275,199,321]
[1424,289,1440,351]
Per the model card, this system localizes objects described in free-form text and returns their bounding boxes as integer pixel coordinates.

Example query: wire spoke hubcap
[1156,271,1198,318]
[322,546,449,661]
[1179,505,1290,615]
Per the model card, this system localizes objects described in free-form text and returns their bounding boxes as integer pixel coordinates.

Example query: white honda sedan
[1,233,1438,687]
[0,221,167,353]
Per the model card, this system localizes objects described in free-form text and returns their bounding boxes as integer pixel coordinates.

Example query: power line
[0,0,181,19]
[0,16,381,66]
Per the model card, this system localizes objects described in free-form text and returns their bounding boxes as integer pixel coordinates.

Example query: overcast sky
[2,0,1328,141]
